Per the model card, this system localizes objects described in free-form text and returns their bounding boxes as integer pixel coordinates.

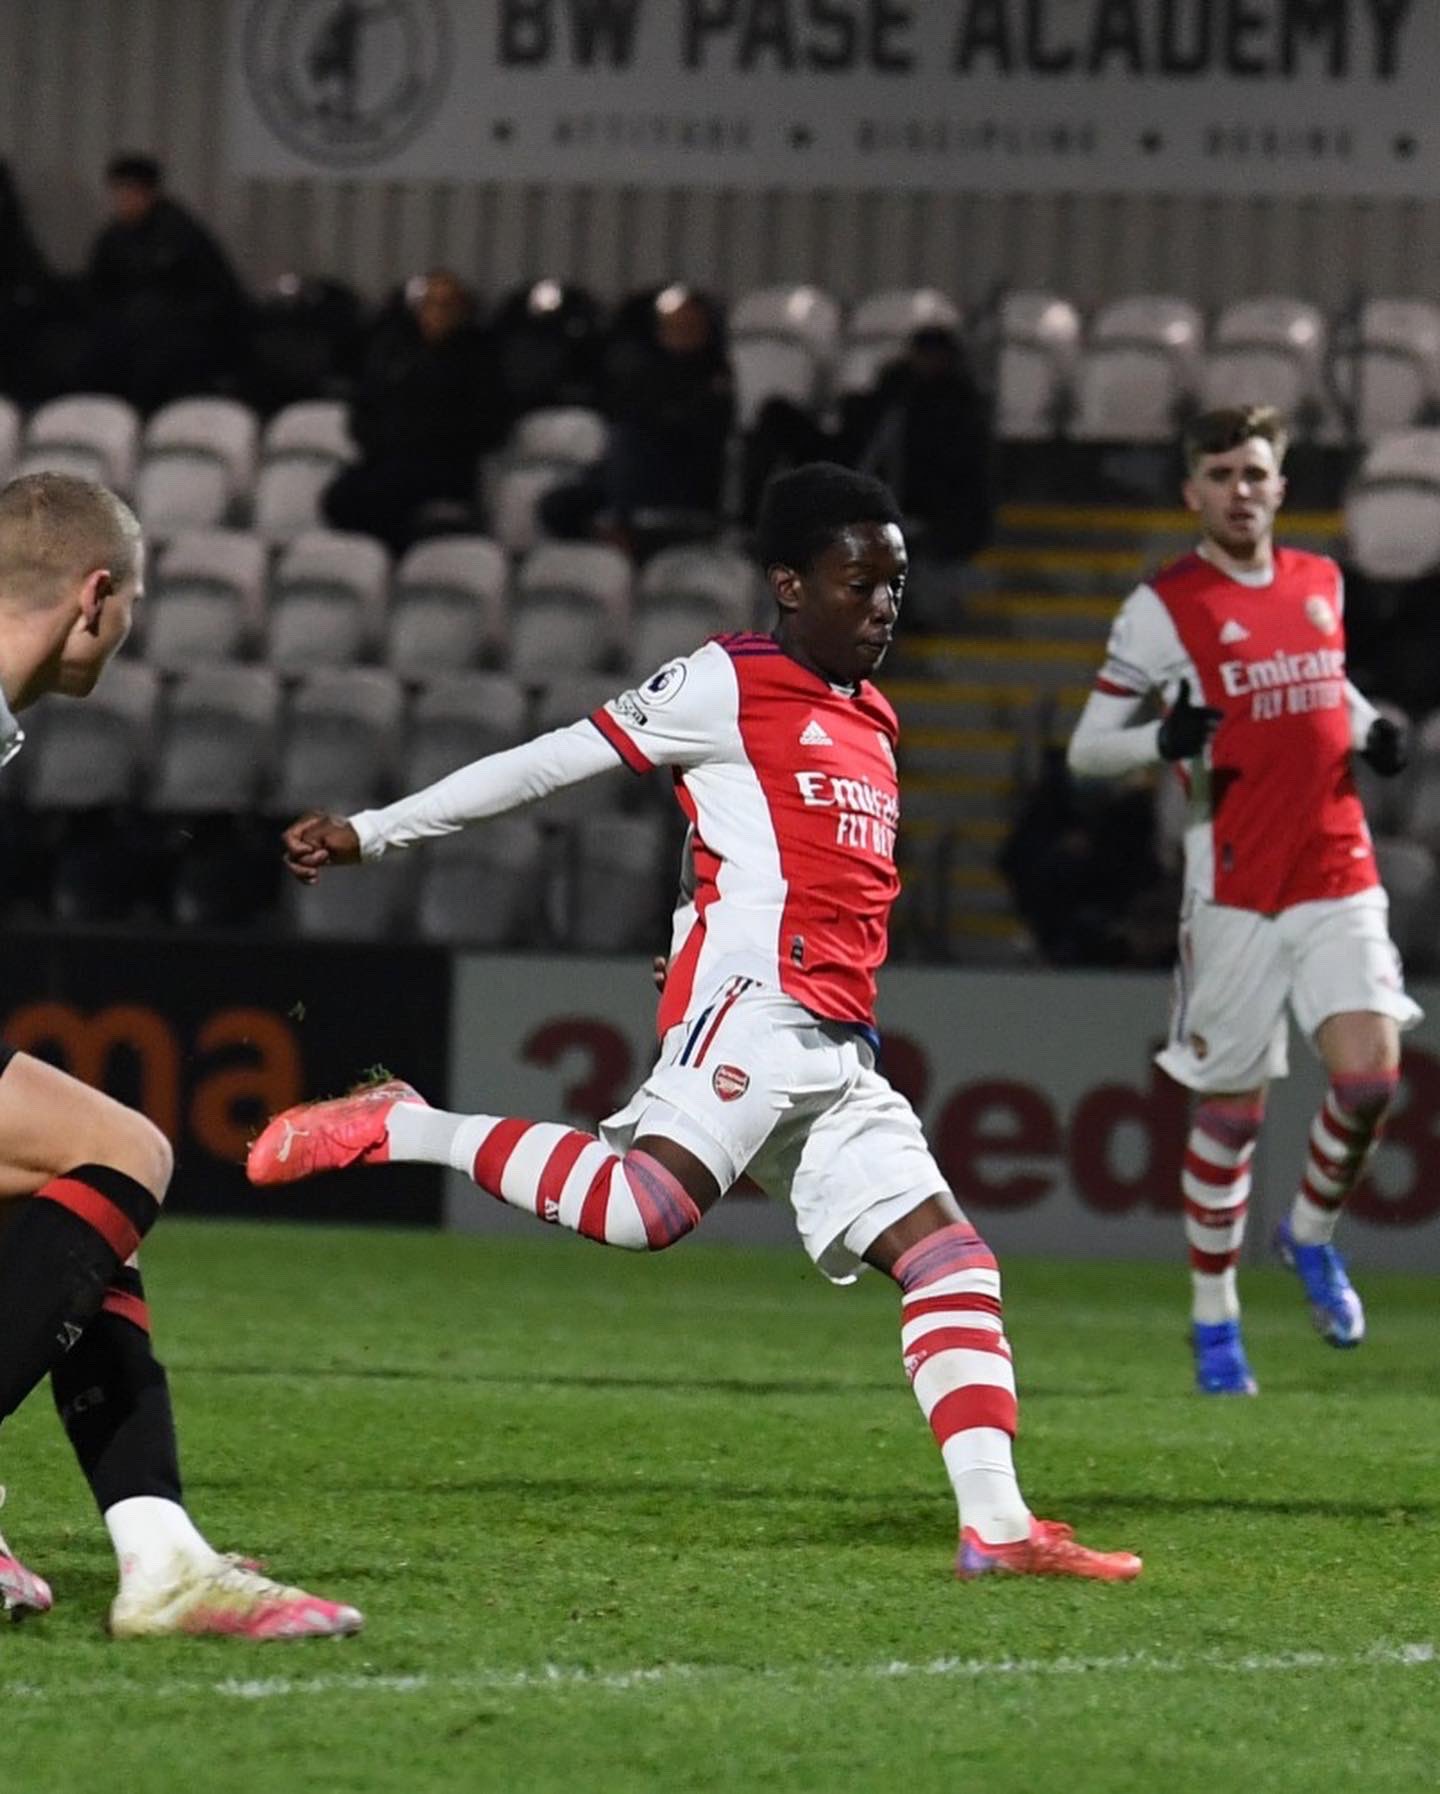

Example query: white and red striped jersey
[1077,547,1377,913]
[591,632,900,1033]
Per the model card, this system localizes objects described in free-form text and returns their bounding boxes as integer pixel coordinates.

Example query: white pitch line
[2,1641,1434,1704]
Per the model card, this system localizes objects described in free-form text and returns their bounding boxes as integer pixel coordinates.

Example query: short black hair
[755,461,903,572]
[106,153,162,189]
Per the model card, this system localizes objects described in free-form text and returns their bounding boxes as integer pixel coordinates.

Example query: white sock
[942,1429,1031,1544]
[385,1102,477,1168]
[105,1497,218,1585]
[1191,1265,1240,1325]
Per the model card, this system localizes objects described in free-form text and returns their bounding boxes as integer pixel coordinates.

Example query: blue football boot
[1273,1217,1365,1348]
[1191,1318,1259,1395]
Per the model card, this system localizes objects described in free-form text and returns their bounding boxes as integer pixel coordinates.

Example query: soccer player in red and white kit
[1067,407,1418,1395]
[249,463,1140,1583]
[0,472,360,1637]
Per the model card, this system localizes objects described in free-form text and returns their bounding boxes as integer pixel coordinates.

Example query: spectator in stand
[744,325,993,627]
[0,161,78,404]
[85,155,249,412]
[489,278,603,422]
[323,269,505,553]
[540,285,734,551]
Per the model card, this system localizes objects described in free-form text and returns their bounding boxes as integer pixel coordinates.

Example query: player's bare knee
[108,1108,174,1202]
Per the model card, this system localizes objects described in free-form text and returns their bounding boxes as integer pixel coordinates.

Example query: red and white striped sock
[1289,1072,1398,1247]
[893,1222,1029,1546]
[390,1104,702,1251]
[1184,1098,1264,1325]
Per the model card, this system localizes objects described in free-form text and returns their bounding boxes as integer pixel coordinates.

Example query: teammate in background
[1067,407,1417,1395]
[250,463,1140,1584]
[0,473,360,1638]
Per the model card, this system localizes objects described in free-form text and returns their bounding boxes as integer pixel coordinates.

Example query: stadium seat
[1198,345,1312,420]
[1327,300,1440,442]
[1067,345,1189,443]
[271,667,406,818]
[135,398,260,536]
[18,395,141,492]
[636,543,758,630]
[1091,295,1204,369]
[149,665,281,813]
[628,604,728,672]
[1214,296,1326,376]
[484,460,572,555]
[145,528,268,669]
[401,670,529,790]
[560,813,667,951]
[509,542,632,676]
[732,285,842,360]
[731,336,824,430]
[267,528,391,670]
[1344,431,1440,580]
[387,535,508,676]
[21,660,159,809]
[995,291,1082,441]
[414,816,547,945]
[282,851,418,941]
[253,400,356,543]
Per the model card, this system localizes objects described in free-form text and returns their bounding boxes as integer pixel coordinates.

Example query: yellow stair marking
[974,544,1146,576]
[996,503,1344,536]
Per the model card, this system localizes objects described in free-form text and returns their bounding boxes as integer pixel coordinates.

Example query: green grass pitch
[3,1219,1437,1794]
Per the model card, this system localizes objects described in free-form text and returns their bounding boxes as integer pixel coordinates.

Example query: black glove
[1157,679,1223,762]
[1361,715,1408,778]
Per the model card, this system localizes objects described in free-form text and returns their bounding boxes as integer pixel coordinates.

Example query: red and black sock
[50,1264,182,1514]
[0,1164,160,1423]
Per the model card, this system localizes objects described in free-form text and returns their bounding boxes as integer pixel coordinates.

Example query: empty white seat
[1198,346,1312,419]
[1091,295,1203,369]
[150,665,281,812]
[849,287,961,343]
[509,542,632,676]
[268,528,390,670]
[1345,432,1440,580]
[135,457,229,534]
[414,817,546,945]
[1068,346,1186,442]
[253,400,356,543]
[637,544,757,629]
[272,667,405,817]
[561,813,667,951]
[142,398,259,497]
[146,528,268,669]
[628,605,725,672]
[996,290,1083,438]
[733,285,842,360]
[387,535,508,676]
[508,407,608,466]
[22,661,160,809]
[402,670,528,789]
[19,395,141,492]
[731,336,823,428]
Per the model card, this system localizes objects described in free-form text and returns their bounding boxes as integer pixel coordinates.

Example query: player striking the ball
[1067,406,1418,1395]
[0,472,360,1637]
[249,462,1139,1583]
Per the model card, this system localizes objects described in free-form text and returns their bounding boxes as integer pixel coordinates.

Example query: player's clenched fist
[282,811,362,883]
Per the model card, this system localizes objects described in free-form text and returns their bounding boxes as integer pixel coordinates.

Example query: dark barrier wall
[0,932,450,1226]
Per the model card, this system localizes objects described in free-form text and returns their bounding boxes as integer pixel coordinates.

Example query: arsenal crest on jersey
[1304,595,1337,635]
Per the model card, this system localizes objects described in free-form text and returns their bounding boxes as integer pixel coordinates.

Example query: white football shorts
[601,979,945,1283]
[1156,887,1423,1094]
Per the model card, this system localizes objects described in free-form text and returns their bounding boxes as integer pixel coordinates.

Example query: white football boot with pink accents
[0,1487,54,1620]
[109,1554,363,1640]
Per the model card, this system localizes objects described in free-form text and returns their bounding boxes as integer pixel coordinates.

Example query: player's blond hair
[0,473,142,612]
[1183,406,1290,473]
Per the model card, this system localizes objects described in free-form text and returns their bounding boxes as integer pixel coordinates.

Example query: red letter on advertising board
[1068,1059,1188,1214]
[934,1079,1059,1209]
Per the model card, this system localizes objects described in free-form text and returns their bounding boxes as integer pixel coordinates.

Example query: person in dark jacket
[322,269,504,552]
[85,154,249,411]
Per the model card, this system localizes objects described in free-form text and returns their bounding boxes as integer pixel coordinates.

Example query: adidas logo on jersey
[1219,619,1250,644]
[799,718,833,747]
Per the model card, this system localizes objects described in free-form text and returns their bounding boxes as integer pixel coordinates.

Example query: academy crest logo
[243,0,451,169]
